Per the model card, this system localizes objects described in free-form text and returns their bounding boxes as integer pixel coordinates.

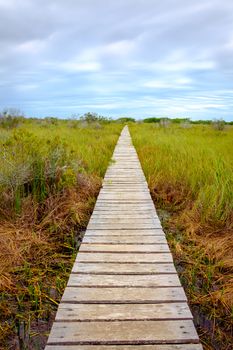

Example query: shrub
[160,118,170,128]
[0,131,77,211]
[116,117,135,123]
[0,108,24,129]
[44,117,59,125]
[212,118,225,131]
[80,112,110,123]
[143,117,161,123]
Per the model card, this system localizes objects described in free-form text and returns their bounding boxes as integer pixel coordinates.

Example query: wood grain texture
[84,229,165,236]
[61,287,187,303]
[79,243,169,253]
[76,252,173,263]
[67,274,181,287]
[82,235,167,244]
[46,345,203,350]
[55,302,193,321]
[71,262,176,274]
[47,320,199,345]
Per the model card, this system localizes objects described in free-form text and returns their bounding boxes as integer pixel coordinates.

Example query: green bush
[143,117,161,123]
[116,117,135,123]
[0,108,25,129]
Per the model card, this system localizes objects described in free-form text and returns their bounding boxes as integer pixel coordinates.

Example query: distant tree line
[142,117,233,125]
[1,108,233,128]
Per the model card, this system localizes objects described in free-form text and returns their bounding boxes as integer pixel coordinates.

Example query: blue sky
[0,0,233,120]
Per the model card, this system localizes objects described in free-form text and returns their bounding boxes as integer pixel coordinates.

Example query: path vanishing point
[46,126,203,350]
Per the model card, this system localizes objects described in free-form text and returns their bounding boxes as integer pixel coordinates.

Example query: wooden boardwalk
[46,126,203,350]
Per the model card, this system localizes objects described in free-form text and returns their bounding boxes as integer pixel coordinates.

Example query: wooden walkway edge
[45,126,203,350]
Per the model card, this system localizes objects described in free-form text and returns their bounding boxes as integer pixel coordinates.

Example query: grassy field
[0,119,122,349]
[1,118,233,349]
[130,123,233,349]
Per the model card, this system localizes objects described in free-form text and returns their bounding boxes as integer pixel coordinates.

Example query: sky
[0,0,233,120]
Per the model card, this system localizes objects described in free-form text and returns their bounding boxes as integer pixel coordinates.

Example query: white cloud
[143,77,192,89]
[133,59,216,72]
[0,0,233,120]
[60,61,101,73]
[0,0,16,9]
[104,40,136,56]
[16,83,39,91]
[15,39,46,54]
[79,39,137,62]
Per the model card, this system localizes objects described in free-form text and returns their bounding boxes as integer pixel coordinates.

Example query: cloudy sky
[1,0,233,120]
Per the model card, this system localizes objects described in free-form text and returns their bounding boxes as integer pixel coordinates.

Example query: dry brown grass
[151,186,233,350]
[130,122,233,349]
[0,173,101,349]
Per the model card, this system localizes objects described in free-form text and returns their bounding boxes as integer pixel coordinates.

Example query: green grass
[0,120,122,213]
[0,119,122,348]
[130,123,233,227]
[130,123,233,349]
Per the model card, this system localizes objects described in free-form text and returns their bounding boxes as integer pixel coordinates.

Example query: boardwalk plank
[93,206,155,211]
[46,345,203,350]
[47,320,199,344]
[61,287,187,303]
[91,214,158,218]
[84,229,165,236]
[97,195,151,198]
[76,252,173,263]
[88,219,160,225]
[71,262,176,274]
[55,302,193,321]
[89,217,160,223]
[82,235,167,243]
[79,244,169,253]
[67,274,181,287]
[87,223,162,230]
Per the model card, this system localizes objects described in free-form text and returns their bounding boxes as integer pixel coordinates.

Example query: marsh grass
[130,123,233,349]
[0,120,122,348]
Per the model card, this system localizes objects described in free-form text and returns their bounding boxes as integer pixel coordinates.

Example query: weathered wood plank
[87,222,162,229]
[105,173,145,178]
[82,235,167,243]
[72,262,176,274]
[103,180,146,183]
[102,184,148,187]
[85,229,165,236]
[47,320,199,345]
[106,168,144,172]
[61,287,187,303]
[89,215,160,221]
[101,184,148,188]
[67,274,181,287]
[55,302,193,321]
[100,188,149,191]
[76,252,173,263]
[88,218,160,224]
[106,172,144,175]
[91,213,158,218]
[87,223,161,229]
[95,202,155,206]
[46,345,203,350]
[98,192,150,201]
[100,190,149,194]
[93,205,155,211]
[79,244,169,253]
[103,174,145,177]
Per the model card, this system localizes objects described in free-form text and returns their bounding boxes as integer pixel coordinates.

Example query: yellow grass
[130,123,233,349]
[0,119,122,348]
